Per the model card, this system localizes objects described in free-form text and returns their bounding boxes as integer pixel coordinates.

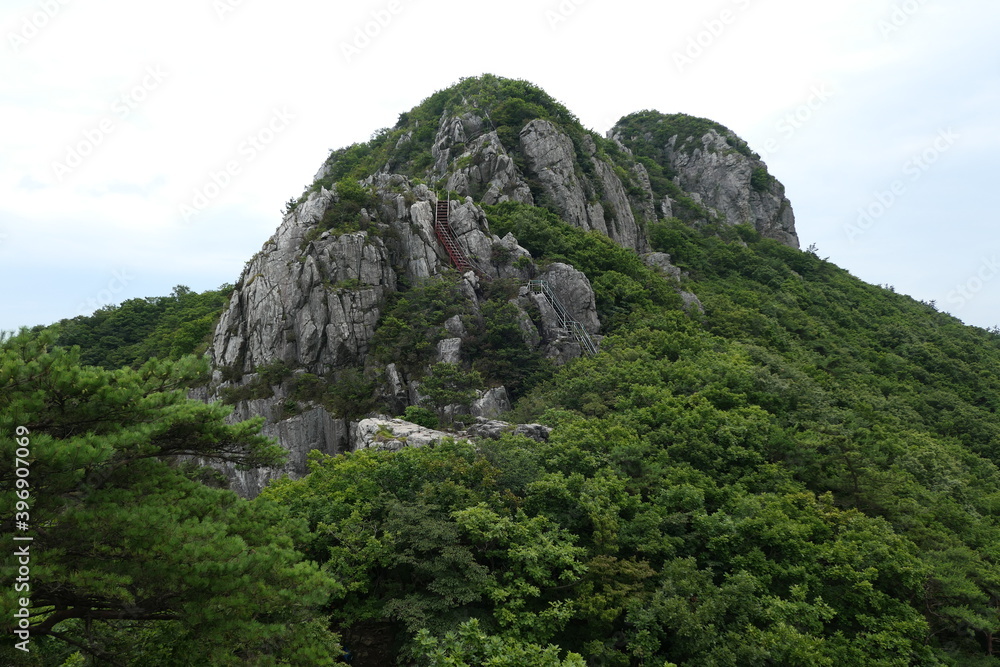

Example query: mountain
[204,75,800,496]
[33,74,1000,664]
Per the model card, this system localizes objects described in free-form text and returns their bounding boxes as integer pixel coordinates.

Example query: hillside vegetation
[5,77,1000,665]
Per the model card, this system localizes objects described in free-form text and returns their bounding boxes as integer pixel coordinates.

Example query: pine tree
[0,329,342,665]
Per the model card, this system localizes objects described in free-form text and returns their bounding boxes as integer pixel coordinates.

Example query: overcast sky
[2,0,997,333]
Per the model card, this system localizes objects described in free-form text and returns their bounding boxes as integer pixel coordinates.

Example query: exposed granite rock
[590,157,645,251]
[446,198,496,272]
[514,423,552,442]
[519,119,647,252]
[471,387,511,419]
[629,160,658,222]
[467,417,552,443]
[520,119,593,230]
[517,262,600,366]
[211,188,396,376]
[218,407,349,498]
[665,130,799,248]
[513,301,541,350]
[680,290,705,313]
[385,363,407,408]
[444,315,467,338]
[371,175,533,284]
[432,112,484,174]
[437,338,463,364]
[203,86,810,499]
[539,262,600,335]
[353,417,455,452]
[660,196,674,219]
[445,130,534,205]
[466,419,513,440]
[643,252,683,282]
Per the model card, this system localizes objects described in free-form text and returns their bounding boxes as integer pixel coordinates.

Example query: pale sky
[2,0,998,331]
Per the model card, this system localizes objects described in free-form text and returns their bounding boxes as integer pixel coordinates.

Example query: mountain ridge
[203,74,800,495]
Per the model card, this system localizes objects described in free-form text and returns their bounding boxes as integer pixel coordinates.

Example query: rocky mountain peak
[205,75,801,496]
[611,109,799,247]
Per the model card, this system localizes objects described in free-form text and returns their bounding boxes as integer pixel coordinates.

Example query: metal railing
[433,197,490,280]
[527,279,598,355]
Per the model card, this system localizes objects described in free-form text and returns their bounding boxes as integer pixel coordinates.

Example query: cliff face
[430,112,649,253]
[206,76,801,496]
[663,130,798,248]
[212,192,396,376]
[611,110,799,247]
[207,173,597,494]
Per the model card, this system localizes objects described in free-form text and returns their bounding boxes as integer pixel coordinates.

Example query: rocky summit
[204,74,799,496]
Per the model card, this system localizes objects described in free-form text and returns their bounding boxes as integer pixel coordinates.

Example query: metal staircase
[527,279,599,356]
[434,199,490,280]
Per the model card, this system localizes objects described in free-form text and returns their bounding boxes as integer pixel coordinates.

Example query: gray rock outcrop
[470,387,511,419]
[219,407,349,497]
[466,418,552,443]
[643,252,683,282]
[445,130,534,205]
[520,119,647,252]
[211,187,396,376]
[664,130,799,248]
[436,338,463,364]
[200,81,808,498]
[353,417,455,452]
[539,263,600,335]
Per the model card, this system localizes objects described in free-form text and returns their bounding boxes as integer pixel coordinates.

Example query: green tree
[421,363,484,427]
[414,619,586,667]
[0,330,342,665]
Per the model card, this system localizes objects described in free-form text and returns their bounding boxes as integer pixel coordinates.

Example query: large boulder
[353,417,455,452]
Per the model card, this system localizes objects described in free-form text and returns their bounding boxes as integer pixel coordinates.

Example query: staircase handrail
[433,197,491,280]
[527,279,598,355]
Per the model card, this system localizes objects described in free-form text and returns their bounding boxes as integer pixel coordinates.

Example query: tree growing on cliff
[0,329,342,665]
[421,362,484,427]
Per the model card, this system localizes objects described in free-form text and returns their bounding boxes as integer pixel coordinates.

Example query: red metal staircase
[434,199,489,280]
